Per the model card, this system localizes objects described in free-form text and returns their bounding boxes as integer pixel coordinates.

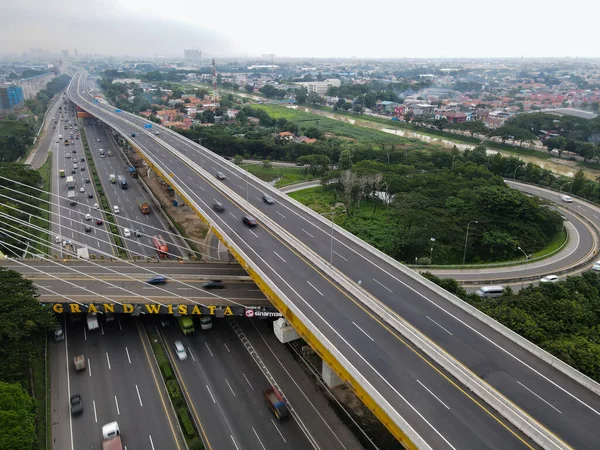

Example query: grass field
[252,104,415,146]
[244,164,316,187]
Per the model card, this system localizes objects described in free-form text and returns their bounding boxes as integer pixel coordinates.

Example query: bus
[66,176,75,190]
[59,169,65,178]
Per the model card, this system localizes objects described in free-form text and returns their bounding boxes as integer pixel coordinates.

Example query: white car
[113,205,120,214]
[93,202,99,209]
[593,260,600,271]
[123,228,131,237]
[540,275,559,283]
[85,213,92,221]
[174,341,187,361]
[561,195,573,203]
[79,187,85,193]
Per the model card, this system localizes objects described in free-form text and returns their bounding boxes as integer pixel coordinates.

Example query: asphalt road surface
[52,315,184,450]
[67,72,542,449]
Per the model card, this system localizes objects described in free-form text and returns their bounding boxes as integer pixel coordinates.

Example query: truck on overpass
[137,198,150,214]
[178,316,194,335]
[152,235,168,258]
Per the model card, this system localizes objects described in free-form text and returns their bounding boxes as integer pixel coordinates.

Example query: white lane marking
[93,400,98,423]
[252,427,267,450]
[118,316,122,331]
[88,359,92,377]
[114,395,120,415]
[517,381,562,414]
[106,352,111,370]
[276,211,287,219]
[231,435,240,450]
[373,278,393,293]
[149,435,155,450]
[249,230,259,238]
[426,316,453,336]
[205,342,213,357]
[243,373,254,390]
[188,347,196,362]
[307,281,323,296]
[273,251,286,263]
[225,378,236,396]
[271,419,287,443]
[177,287,192,290]
[352,321,375,342]
[224,343,230,353]
[333,250,348,261]
[136,384,143,407]
[594,215,599,219]
[125,347,131,364]
[229,212,236,219]
[417,380,450,410]
[83,328,87,340]
[238,184,245,190]
[206,385,216,403]
[302,228,314,238]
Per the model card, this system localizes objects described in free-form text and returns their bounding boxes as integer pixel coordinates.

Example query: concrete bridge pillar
[273,318,300,343]
[322,361,343,388]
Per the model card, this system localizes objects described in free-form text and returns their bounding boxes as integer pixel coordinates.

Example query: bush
[178,408,196,437]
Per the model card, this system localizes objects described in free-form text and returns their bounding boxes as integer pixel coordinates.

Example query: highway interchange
[20,71,600,449]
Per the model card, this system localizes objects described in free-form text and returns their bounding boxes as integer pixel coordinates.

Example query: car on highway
[73,163,78,169]
[131,132,136,137]
[213,201,224,212]
[174,341,188,361]
[80,157,84,162]
[85,213,92,220]
[147,275,167,285]
[123,228,131,237]
[593,260,600,271]
[243,215,258,227]
[540,274,559,283]
[97,138,100,142]
[80,166,85,171]
[203,280,224,289]
[66,154,71,159]
[113,205,120,214]
[70,394,83,416]
[84,224,92,233]
[85,178,90,183]
[96,218,103,225]
[134,229,142,237]
[87,192,93,198]
[79,187,85,193]
[262,194,275,204]
[215,171,226,180]
[155,131,160,135]
[561,195,573,203]
[93,202,99,209]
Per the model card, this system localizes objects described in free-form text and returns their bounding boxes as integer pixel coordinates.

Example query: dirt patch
[126,148,209,259]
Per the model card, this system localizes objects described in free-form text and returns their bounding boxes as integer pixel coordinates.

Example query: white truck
[109,174,116,183]
[102,422,122,450]
[67,190,76,205]
[86,314,99,331]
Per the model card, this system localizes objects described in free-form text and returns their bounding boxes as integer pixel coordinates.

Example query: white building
[295,79,341,96]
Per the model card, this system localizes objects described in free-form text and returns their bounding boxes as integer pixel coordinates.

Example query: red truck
[152,235,169,259]
[263,386,289,420]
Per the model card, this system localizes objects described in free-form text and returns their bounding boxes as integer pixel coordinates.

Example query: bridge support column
[147,168,153,179]
[322,361,343,388]
[273,318,300,343]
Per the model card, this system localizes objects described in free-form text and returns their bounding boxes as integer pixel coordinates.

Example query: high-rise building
[184,49,202,62]
[0,83,25,110]
[61,49,69,59]
[74,49,78,59]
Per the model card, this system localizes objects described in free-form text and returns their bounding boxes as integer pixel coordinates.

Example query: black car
[85,178,90,183]
[80,157,84,162]
[84,224,92,232]
[213,201,224,212]
[243,215,258,227]
[70,394,83,416]
[203,280,224,289]
[87,192,93,198]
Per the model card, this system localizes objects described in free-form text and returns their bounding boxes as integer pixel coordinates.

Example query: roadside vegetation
[79,126,126,259]
[242,163,316,187]
[31,154,52,256]
[0,269,56,449]
[145,324,204,450]
[425,271,600,383]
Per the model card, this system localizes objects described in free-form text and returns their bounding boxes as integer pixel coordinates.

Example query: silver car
[174,340,187,361]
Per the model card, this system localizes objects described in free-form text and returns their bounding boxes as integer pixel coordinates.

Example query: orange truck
[137,198,150,214]
[263,386,289,420]
[152,235,169,258]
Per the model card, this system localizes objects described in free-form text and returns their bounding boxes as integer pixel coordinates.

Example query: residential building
[295,79,341,96]
[61,49,69,59]
[184,49,202,62]
[0,83,24,110]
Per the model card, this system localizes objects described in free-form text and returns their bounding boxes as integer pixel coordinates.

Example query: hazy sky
[1,0,598,59]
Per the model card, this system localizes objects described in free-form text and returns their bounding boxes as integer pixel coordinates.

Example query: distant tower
[212,58,219,101]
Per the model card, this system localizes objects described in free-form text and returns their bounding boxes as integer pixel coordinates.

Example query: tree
[201,110,215,123]
[341,102,353,111]
[339,149,353,170]
[184,98,191,104]
[352,104,364,114]
[303,127,323,140]
[333,99,345,111]
[0,382,35,450]
[245,85,254,94]
[295,87,308,104]
[307,92,322,106]
[234,155,243,164]
[298,154,329,176]
[263,159,272,169]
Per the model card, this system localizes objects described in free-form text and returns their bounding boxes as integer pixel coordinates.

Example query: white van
[476,285,504,298]
[113,205,120,214]
[102,422,120,440]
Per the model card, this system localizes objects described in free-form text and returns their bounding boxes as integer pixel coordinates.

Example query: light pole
[197,138,203,166]
[451,154,456,168]
[430,237,436,264]
[513,165,521,180]
[245,164,249,202]
[462,220,478,265]
[517,246,529,289]
[387,153,390,164]
[329,210,345,265]
[559,182,571,193]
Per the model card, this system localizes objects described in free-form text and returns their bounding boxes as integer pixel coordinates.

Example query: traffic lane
[71,82,530,447]
[202,319,314,448]
[235,319,363,450]
[161,326,239,450]
[50,319,73,450]
[1,260,247,277]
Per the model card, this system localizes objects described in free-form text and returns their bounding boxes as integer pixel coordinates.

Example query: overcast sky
[1,0,598,59]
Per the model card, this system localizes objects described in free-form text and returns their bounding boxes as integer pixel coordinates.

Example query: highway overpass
[64,71,600,449]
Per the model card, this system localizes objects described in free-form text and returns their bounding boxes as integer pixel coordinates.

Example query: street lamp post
[451,154,456,168]
[430,237,436,264]
[245,164,249,202]
[462,220,478,265]
[517,246,529,289]
[197,138,203,166]
[559,182,571,193]
[514,165,521,180]
[329,210,345,265]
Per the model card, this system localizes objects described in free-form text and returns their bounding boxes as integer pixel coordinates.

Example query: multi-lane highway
[51,315,184,449]
[68,71,552,449]
[82,119,185,259]
[50,101,114,258]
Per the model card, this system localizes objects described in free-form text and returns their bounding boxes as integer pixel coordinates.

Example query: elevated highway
[65,71,600,449]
